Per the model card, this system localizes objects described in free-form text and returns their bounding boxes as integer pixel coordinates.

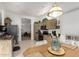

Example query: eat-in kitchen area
[22,2,79,57]
[0,2,79,57]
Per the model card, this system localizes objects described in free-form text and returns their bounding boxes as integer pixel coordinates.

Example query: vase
[51,37,61,51]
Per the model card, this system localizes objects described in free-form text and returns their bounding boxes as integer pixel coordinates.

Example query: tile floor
[13,39,48,57]
[13,39,35,57]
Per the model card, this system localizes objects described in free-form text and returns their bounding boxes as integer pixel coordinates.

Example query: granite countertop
[0,34,13,40]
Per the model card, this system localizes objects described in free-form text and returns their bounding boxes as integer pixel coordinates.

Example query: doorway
[21,18,31,40]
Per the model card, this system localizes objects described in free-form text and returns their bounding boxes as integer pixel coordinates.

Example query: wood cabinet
[34,23,41,40]
[0,39,12,57]
[34,19,57,40]
[43,19,57,29]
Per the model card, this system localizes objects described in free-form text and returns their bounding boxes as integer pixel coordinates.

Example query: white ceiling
[0,2,79,17]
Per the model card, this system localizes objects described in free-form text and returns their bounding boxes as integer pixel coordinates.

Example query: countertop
[0,35,13,40]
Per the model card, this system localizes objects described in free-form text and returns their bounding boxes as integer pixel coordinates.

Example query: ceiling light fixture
[47,3,63,18]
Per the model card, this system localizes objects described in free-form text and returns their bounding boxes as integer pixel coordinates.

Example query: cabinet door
[46,20,57,29]
[0,40,12,57]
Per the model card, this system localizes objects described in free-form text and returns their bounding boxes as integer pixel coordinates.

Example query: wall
[21,18,31,35]
[61,10,79,35]
[60,9,79,47]
[3,11,35,41]
[21,16,35,40]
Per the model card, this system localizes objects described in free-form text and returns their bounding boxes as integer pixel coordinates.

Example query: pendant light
[48,3,63,18]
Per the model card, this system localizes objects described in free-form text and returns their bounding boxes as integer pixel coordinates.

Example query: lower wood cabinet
[0,39,12,57]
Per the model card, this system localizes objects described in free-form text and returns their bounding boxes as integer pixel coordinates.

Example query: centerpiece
[51,31,61,51]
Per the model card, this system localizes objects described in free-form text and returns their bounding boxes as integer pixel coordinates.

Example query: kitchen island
[0,35,13,57]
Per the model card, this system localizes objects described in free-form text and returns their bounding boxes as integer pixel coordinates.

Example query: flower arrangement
[51,31,61,51]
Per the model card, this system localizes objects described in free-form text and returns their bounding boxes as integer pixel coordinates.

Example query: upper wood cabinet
[34,19,57,35]
[34,19,57,30]
[34,19,57,40]
[42,19,57,29]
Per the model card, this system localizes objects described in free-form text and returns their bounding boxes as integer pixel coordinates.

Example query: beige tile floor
[13,35,51,57]
[13,38,48,57]
[13,39,35,57]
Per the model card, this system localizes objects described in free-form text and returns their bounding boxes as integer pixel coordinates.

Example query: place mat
[48,47,65,56]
